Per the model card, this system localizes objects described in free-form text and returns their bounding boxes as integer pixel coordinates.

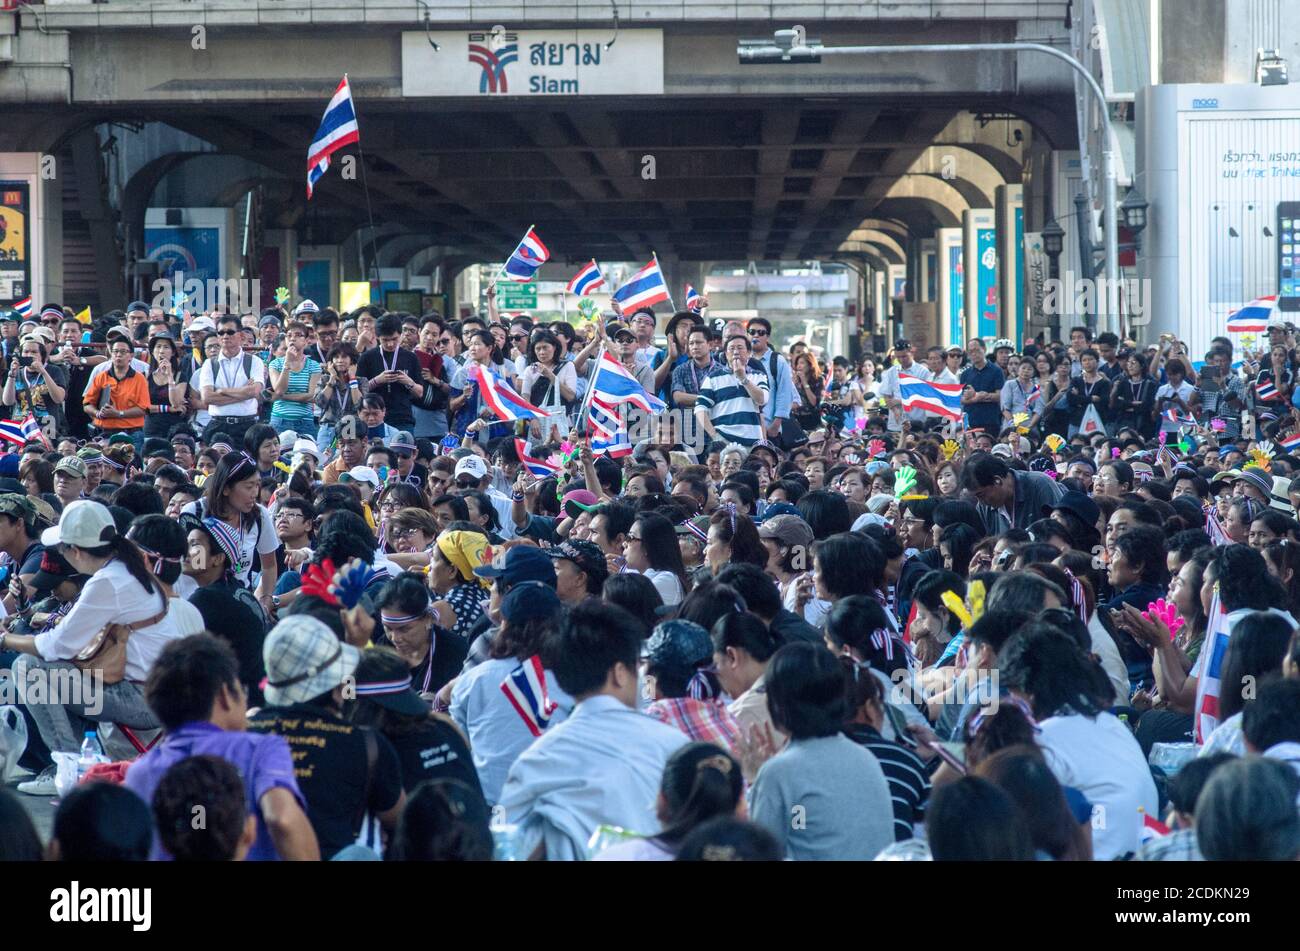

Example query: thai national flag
[12,297,31,318]
[899,373,963,421]
[514,438,560,477]
[566,259,605,296]
[1165,409,1198,426]
[466,363,548,422]
[612,259,670,311]
[502,227,550,282]
[500,654,559,737]
[306,75,360,200]
[1139,811,1170,844]
[1226,295,1277,332]
[591,430,633,458]
[589,350,667,415]
[1194,589,1232,743]
[1256,379,1279,401]
[1026,383,1041,406]
[0,414,40,448]
[685,284,702,312]
[1282,432,1300,453]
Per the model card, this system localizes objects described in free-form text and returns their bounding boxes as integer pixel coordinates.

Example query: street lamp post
[739,31,1122,333]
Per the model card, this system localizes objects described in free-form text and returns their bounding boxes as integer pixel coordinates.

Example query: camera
[17,356,32,368]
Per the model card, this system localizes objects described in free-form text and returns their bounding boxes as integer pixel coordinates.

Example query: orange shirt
[83,367,150,431]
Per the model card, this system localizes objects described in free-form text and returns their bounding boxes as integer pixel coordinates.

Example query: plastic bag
[52,751,79,799]
[1149,741,1199,776]
[0,705,27,782]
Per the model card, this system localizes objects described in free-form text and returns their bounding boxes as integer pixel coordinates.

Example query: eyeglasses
[379,501,400,512]
[216,329,238,337]
[391,527,423,540]
[510,333,529,341]
[454,479,478,489]
[747,329,768,336]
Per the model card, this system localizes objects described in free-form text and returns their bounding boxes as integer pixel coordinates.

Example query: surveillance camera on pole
[738,26,822,64]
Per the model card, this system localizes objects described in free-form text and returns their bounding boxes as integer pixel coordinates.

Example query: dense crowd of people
[2,293,1300,863]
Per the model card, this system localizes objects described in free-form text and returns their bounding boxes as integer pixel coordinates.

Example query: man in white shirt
[499,600,689,859]
[198,314,266,444]
[875,339,932,431]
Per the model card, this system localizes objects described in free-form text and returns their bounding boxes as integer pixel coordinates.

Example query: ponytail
[81,535,163,602]
[654,742,744,849]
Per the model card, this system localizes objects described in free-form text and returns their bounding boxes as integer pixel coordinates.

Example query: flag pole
[576,343,606,436]
[488,223,535,291]
[652,251,677,312]
[345,74,382,291]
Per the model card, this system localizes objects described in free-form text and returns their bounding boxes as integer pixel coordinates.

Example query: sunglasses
[747,329,768,336]
[510,333,529,341]
[216,329,238,337]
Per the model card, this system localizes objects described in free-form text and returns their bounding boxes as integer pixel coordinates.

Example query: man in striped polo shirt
[693,332,769,447]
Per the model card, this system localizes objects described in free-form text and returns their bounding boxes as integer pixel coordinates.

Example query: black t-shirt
[189,583,267,705]
[248,702,404,860]
[356,347,423,428]
[388,715,484,797]
[374,627,468,697]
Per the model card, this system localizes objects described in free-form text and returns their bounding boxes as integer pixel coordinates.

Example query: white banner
[1023,231,1049,344]
[402,30,664,97]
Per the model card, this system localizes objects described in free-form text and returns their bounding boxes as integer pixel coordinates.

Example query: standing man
[959,337,1005,436]
[197,314,266,444]
[306,307,339,364]
[876,339,931,432]
[671,326,718,409]
[694,333,770,447]
[83,338,150,452]
[746,318,793,444]
[1095,332,1124,382]
[357,313,423,431]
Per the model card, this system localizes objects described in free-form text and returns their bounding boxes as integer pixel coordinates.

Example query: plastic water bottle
[77,730,106,782]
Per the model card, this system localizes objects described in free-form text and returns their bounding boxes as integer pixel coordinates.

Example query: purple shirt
[124,720,305,861]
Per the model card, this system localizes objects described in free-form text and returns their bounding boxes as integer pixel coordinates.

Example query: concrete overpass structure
[0,0,1236,348]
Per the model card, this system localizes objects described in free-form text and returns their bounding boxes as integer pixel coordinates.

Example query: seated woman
[448,581,571,806]
[350,646,483,798]
[384,506,440,571]
[592,743,744,862]
[427,529,491,641]
[374,573,468,700]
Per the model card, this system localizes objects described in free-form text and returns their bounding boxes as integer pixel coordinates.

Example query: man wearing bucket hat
[248,615,406,859]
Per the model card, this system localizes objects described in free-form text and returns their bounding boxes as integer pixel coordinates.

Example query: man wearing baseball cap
[248,615,405,859]
[52,455,87,508]
[464,544,558,667]
[453,453,516,540]
[876,338,932,432]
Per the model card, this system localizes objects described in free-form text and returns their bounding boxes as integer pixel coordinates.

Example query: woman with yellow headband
[428,529,491,640]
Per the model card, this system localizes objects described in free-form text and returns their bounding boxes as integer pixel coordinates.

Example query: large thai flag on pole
[514,439,561,477]
[899,373,964,421]
[1194,588,1231,743]
[566,259,605,296]
[1226,295,1277,332]
[500,654,559,737]
[12,297,31,319]
[591,430,633,458]
[612,258,671,311]
[502,227,550,282]
[466,364,549,422]
[306,75,360,200]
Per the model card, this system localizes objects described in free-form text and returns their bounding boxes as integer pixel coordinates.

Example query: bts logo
[468,32,519,94]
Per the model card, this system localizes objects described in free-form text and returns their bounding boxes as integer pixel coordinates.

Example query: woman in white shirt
[999,621,1158,860]
[127,515,205,637]
[183,451,280,615]
[4,501,184,789]
[623,512,690,607]
[518,330,577,441]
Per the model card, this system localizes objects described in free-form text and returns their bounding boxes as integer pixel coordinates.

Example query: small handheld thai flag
[1256,379,1279,401]
[500,654,558,737]
[306,75,360,200]
[591,429,633,458]
[1194,588,1231,742]
[503,227,550,282]
[12,297,31,318]
[466,363,549,422]
[685,285,702,312]
[589,350,668,415]
[1165,409,1198,426]
[0,414,42,448]
[899,373,964,421]
[514,438,561,477]
[1282,432,1300,453]
[566,259,605,296]
[1226,295,1277,333]
[612,258,670,311]
[1139,810,1170,844]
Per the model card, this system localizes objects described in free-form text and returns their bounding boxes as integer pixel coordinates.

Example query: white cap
[188,316,216,333]
[292,437,320,462]
[454,455,489,481]
[991,443,1014,458]
[40,499,117,549]
[347,465,380,487]
[277,429,298,450]
[1268,315,1289,329]
[293,299,319,316]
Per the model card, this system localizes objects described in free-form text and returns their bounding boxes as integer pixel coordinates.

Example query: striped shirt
[268,356,322,424]
[843,723,930,841]
[695,364,769,446]
[646,697,742,753]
